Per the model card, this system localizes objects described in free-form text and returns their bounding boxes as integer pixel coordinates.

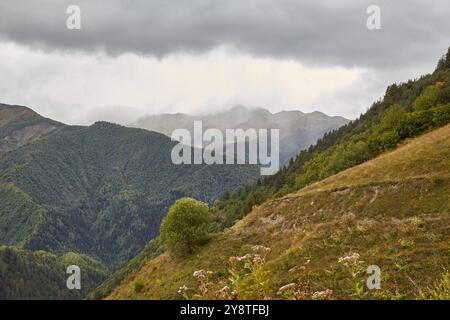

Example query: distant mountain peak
[0,103,63,153]
[130,105,350,165]
[0,104,260,273]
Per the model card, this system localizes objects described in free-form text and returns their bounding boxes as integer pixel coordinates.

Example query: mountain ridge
[0,103,63,153]
[0,107,260,271]
[97,47,450,300]
[130,105,350,165]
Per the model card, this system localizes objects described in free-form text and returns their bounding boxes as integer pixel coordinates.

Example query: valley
[107,124,450,300]
[1,47,450,301]
[98,49,450,300]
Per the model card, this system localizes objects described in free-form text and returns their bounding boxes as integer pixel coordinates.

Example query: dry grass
[108,125,450,300]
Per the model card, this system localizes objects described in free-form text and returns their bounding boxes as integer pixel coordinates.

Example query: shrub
[160,197,212,256]
[379,130,400,150]
[413,85,438,111]
[134,280,144,293]
[432,104,450,127]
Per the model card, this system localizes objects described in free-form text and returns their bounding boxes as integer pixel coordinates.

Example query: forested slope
[0,118,259,270]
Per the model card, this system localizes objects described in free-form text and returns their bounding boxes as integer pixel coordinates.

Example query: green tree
[437,47,450,70]
[413,85,438,111]
[160,198,212,256]
[436,84,450,104]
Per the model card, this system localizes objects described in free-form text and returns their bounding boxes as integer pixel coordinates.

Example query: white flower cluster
[251,245,271,254]
[312,289,333,300]
[193,269,213,280]
[178,285,188,295]
[229,245,271,267]
[338,252,361,266]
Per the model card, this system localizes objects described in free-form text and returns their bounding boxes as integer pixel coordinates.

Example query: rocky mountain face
[0,104,62,153]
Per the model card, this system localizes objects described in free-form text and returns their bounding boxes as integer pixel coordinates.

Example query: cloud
[0,0,449,69]
[0,1,448,125]
[0,43,367,124]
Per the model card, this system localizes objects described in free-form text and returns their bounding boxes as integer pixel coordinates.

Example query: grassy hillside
[211,48,450,229]
[0,119,259,271]
[0,246,109,299]
[87,238,163,300]
[107,124,450,300]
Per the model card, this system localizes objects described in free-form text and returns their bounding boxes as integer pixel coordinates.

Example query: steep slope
[0,103,62,153]
[0,116,259,270]
[88,238,163,299]
[211,47,450,228]
[130,105,349,165]
[107,124,450,300]
[0,246,109,299]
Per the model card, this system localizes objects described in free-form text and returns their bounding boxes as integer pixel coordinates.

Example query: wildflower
[229,256,238,264]
[252,254,262,264]
[338,252,361,265]
[252,245,271,254]
[312,289,333,300]
[239,253,253,261]
[193,269,213,280]
[178,285,188,295]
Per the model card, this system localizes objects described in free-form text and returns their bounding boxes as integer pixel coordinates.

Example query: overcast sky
[0,0,449,124]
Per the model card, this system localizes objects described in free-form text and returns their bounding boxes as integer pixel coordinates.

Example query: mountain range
[0,104,261,298]
[95,47,450,300]
[2,47,450,300]
[130,106,349,165]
